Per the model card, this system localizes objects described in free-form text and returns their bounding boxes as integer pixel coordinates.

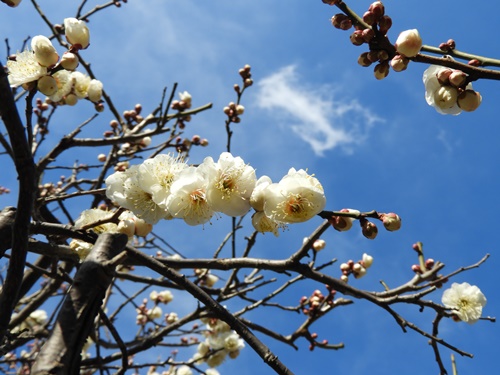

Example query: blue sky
[1,1,498,374]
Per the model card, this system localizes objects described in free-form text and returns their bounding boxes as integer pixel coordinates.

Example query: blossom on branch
[6,50,47,87]
[441,282,487,324]
[263,168,326,224]
[31,35,59,67]
[64,17,90,50]
[394,29,422,57]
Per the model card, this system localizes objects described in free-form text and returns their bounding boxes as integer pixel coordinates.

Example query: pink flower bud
[390,55,409,72]
[380,213,401,231]
[457,90,482,112]
[395,29,422,57]
[358,52,372,67]
[448,70,467,87]
[368,1,385,18]
[361,220,378,239]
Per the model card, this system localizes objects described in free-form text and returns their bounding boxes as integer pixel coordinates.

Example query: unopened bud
[395,29,422,57]
[97,153,107,162]
[374,62,389,80]
[380,213,401,231]
[331,14,348,29]
[425,258,435,269]
[390,54,409,72]
[362,253,374,268]
[457,89,482,112]
[362,28,375,43]
[60,52,79,70]
[448,70,467,88]
[350,30,365,46]
[362,11,376,26]
[312,239,326,252]
[358,52,372,67]
[436,68,452,85]
[37,75,58,96]
[64,93,78,106]
[369,1,385,18]
[64,18,90,49]
[31,36,59,67]
[361,220,378,239]
[378,15,392,34]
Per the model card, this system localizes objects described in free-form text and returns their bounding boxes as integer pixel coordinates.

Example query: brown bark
[31,233,128,375]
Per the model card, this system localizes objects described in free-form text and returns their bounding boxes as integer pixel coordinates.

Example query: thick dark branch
[0,62,36,344]
[31,233,128,375]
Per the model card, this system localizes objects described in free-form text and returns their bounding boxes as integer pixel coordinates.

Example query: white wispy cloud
[255,65,382,156]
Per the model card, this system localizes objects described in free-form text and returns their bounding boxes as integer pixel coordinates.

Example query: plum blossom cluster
[105,152,326,234]
[6,18,103,109]
[339,253,373,281]
[69,208,152,259]
[300,287,337,317]
[423,58,482,115]
[441,282,487,324]
[192,318,245,368]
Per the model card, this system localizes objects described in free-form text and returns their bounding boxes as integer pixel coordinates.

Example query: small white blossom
[71,71,91,98]
[138,154,187,210]
[87,79,103,102]
[166,166,213,226]
[395,29,422,57]
[251,211,281,236]
[147,306,163,320]
[6,50,47,87]
[48,69,73,102]
[203,152,257,217]
[176,365,192,375]
[105,165,169,224]
[263,168,326,223]
[75,208,118,234]
[362,253,373,268]
[178,91,192,108]
[442,282,487,324]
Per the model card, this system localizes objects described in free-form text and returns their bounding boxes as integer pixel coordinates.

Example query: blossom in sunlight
[69,239,93,260]
[251,211,280,236]
[31,35,59,67]
[150,290,174,304]
[362,253,373,268]
[178,91,192,108]
[250,175,272,212]
[37,75,58,96]
[137,154,187,210]
[48,69,73,102]
[205,369,220,375]
[87,79,103,102]
[263,168,326,223]
[105,165,169,224]
[71,71,91,98]
[203,152,257,217]
[74,208,118,234]
[13,309,47,333]
[166,166,214,226]
[64,17,90,49]
[442,282,487,324]
[379,212,402,231]
[6,50,47,87]
[423,58,481,115]
[146,306,163,320]
[394,29,422,57]
[60,51,79,70]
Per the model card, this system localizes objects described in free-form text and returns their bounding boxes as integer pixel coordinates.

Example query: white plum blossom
[137,154,187,210]
[37,75,58,96]
[442,282,487,324]
[203,152,257,217]
[166,166,214,225]
[146,306,163,320]
[31,35,59,67]
[87,79,103,102]
[6,50,47,87]
[263,168,326,223]
[71,71,91,98]
[250,175,272,212]
[74,208,118,234]
[251,211,280,236]
[178,91,192,108]
[105,165,169,224]
[423,58,479,115]
[64,18,90,49]
[48,69,72,102]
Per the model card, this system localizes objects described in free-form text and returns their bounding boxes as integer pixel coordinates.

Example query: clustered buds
[223,102,245,124]
[339,253,373,282]
[300,288,336,317]
[439,39,456,53]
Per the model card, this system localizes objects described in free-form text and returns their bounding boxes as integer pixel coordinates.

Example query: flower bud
[340,275,349,282]
[236,104,245,115]
[362,28,375,43]
[374,62,389,80]
[312,239,326,252]
[378,15,392,34]
[379,213,401,231]
[433,86,458,111]
[37,75,58,96]
[64,93,78,106]
[31,36,59,67]
[60,52,79,70]
[436,69,452,85]
[135,218,153,237]
[64,18,90,49]
[97,153,107,162]
[390,54,409,72]
[361,220,378,239]
[457,89,482,112]
[2,0,22,7]
[448,70,467,87]
[331,14,348,29]
[87,79,103,102]
[362,11,376,26]
[369,1,385,18]
[330,209,359,231]
[350,30,365,46]
[362,253,373,268]
[358,52,372,67]
[395,29,422,57]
